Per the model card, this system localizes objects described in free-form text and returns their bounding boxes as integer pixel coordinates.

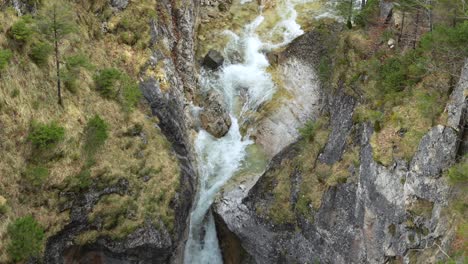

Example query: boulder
[200,90,231,138]
[202,50,224,70]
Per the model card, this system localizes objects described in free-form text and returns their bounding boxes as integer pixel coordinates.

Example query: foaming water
[184,1,308,263]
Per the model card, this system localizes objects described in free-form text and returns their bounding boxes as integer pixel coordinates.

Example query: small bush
[66,169,92,191]
[354,0,379,27]
[299,120,320,142]
[0,49,13,70]
[84,115,108,157]
[63,54,92,93]
[121,77,142,112]
[29,42,52,66]
[24,165,49,187]
[380,57,407,93]
[353,106,383,131]
[28,122,65,150]
[7,216,45,262]
[11,88,20,98]
[9,16,34,45]
[93,68,122,98]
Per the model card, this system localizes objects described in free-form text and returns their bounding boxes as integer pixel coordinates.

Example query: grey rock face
[110,0,129,10]
[319,89,356,164]
[410,126,458,179]
[199,90,232,137]
[202,50,225,70]
[253,25,342,158]
[215,49,467,264]
[216,121,459,263]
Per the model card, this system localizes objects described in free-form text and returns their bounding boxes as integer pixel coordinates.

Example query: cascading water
[184,1,308,263]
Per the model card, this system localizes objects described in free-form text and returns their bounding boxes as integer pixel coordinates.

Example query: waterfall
[184,1,307,263]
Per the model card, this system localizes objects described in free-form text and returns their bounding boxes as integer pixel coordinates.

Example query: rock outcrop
[199,89,232,137]
[214,40,468,264]
[202,50,225,70]
[253,24,341,158]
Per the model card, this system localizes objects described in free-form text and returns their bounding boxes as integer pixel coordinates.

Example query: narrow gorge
[0,0,466,264]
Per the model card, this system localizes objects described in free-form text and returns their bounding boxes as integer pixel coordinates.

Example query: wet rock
[253,24,341,158]
[110,0,129,10]
[202,50,224,70]
[199,90,231,138]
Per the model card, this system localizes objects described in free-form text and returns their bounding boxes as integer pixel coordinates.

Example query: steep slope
[0,0,198,263]
[214,2,467,263]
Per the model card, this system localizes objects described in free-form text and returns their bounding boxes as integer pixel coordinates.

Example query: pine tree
[36,0,76,106]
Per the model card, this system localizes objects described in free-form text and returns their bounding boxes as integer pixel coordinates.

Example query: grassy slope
[0,1,180,261]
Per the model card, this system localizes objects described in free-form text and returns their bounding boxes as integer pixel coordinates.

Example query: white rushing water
[184,1,306,263]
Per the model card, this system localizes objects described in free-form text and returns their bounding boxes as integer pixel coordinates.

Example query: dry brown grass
[0,1,179,261]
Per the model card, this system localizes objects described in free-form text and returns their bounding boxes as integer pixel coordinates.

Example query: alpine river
[184,1,311,262]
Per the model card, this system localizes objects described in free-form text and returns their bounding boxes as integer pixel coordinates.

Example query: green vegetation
[23,165,49,187]
[94,68,122,97]
[7,216,45,262]
[0,48,12,70]
[65,169,92,191]
[83,115,108,159]
[446,156,468,185]
[354,0,379,28]
[28,122,65,150]
[299,120,322,142]
[9,16,34,46]
[94,68,142,111]
[63,54,92,93]
[0,1,178,261]
[37,0,77,105]
[120,76,142,112]
[29,42,52,66]
[263,116,331,224]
